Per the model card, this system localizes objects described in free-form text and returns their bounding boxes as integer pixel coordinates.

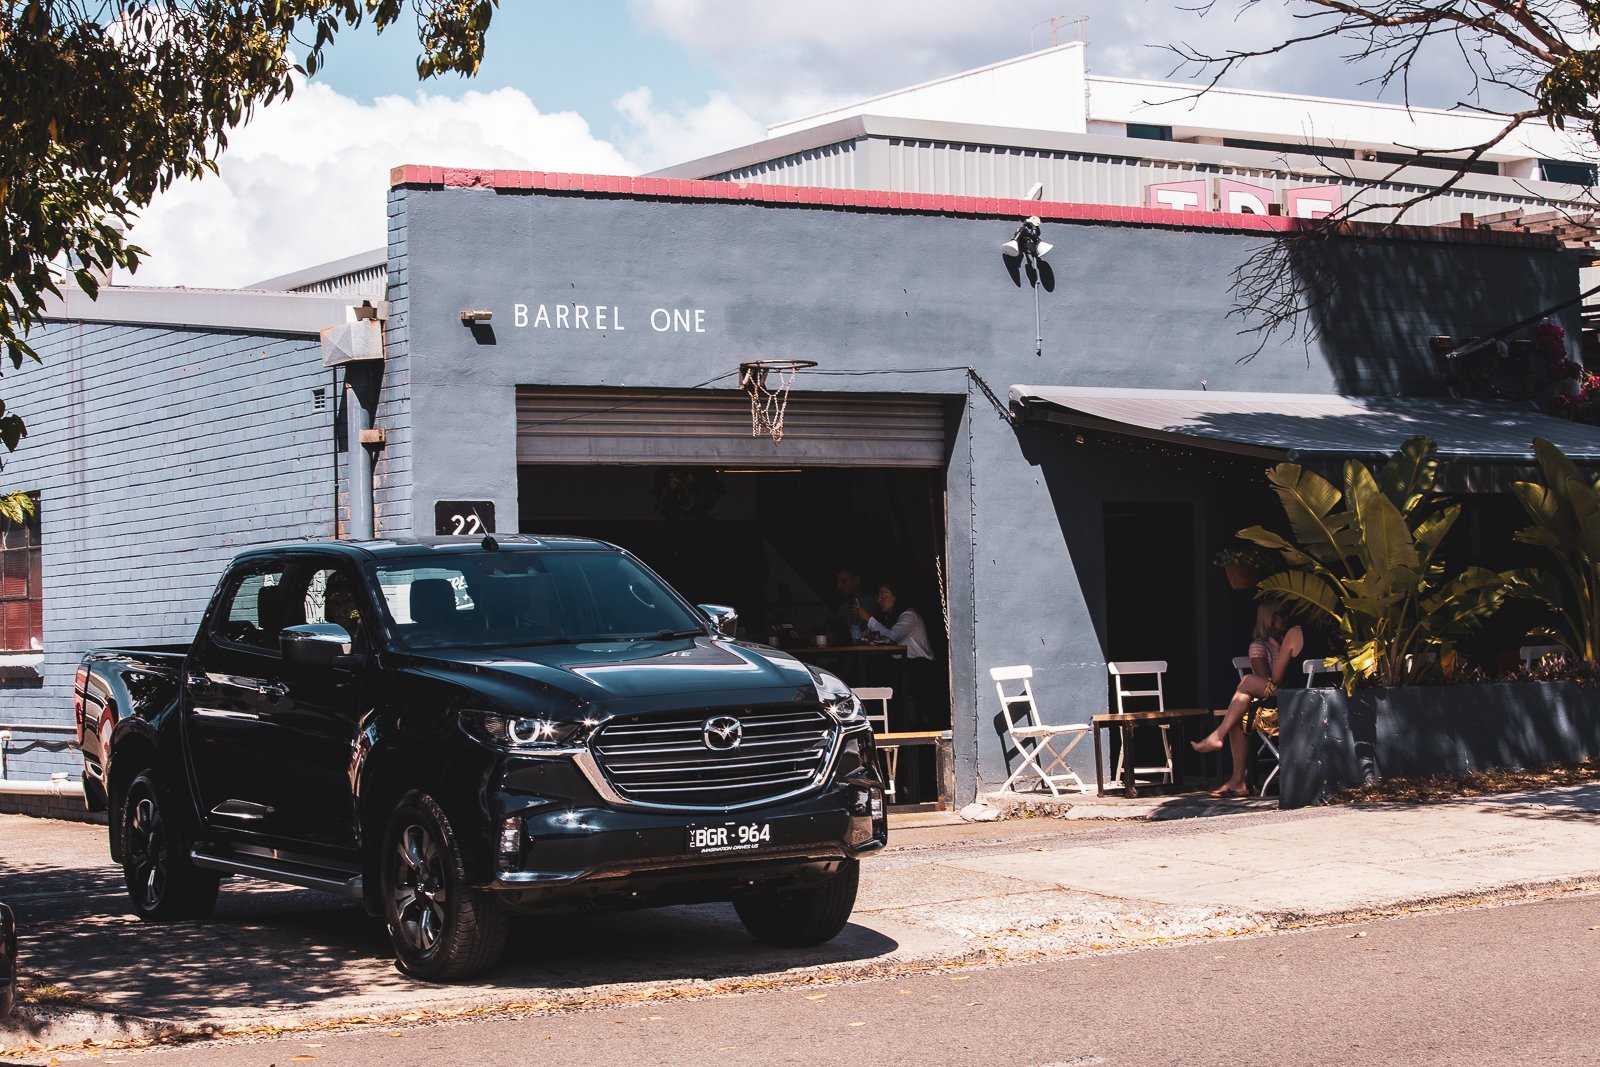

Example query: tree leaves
[1511,438,1600,662]
[0,0,500,496]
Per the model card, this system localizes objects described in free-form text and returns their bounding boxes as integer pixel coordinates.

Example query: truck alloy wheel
[392,824,448,953]
[380,793,509,982]
[120,773,219,921]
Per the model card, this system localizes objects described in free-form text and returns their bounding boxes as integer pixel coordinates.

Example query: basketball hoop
[738,359,816,443]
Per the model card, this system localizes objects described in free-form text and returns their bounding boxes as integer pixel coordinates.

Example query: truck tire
[121,772,220,921]
[380,793,509,982]
[733,859,860,947]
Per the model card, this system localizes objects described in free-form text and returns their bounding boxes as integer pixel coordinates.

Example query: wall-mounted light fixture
[459,308,493,324]
[1001,182,1054,358]
[1001,216,1053,261]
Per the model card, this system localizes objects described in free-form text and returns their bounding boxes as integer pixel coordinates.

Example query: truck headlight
[810,668,867,726]
[462,709,585,750]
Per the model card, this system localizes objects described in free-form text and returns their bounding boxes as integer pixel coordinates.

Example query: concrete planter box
[1278,682,1600,809]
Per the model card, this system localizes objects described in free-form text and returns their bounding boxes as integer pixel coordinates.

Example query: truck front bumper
[487,783,886,910]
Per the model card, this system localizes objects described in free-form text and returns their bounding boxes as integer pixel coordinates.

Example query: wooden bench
[877,730,954,811]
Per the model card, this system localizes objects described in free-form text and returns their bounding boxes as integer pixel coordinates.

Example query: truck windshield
[371,550,707,651]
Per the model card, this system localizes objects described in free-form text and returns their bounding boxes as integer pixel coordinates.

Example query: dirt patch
[1330,758,1600,804]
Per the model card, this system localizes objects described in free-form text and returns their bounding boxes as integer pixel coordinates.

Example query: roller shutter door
[516,387,949,468]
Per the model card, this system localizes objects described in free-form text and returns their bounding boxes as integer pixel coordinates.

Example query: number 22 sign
[434,500,496,537]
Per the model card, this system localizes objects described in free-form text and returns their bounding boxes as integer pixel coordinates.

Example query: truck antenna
[481,534,499,551]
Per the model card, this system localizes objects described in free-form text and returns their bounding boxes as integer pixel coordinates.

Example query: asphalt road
[79,890,1600,1067]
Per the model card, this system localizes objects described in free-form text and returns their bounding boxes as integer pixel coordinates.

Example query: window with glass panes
[0,500,42,652]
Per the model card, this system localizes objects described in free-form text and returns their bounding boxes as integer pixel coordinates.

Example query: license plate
[685,821,772,855]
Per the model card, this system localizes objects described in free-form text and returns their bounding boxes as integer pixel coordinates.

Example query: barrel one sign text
[511,303,708,333]
[1146,178,1343,219]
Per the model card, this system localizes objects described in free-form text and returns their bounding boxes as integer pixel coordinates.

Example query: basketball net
[740,363,800,443]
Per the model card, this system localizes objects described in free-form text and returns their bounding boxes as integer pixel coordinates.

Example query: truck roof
[230,535,621,562]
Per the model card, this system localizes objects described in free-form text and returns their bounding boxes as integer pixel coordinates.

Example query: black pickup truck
[76,536,886,980]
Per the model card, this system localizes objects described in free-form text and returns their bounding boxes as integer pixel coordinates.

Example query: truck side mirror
[281,623,353,666]
[697,604,738,638]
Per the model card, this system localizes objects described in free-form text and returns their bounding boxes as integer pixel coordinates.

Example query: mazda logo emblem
[703,714,743,751]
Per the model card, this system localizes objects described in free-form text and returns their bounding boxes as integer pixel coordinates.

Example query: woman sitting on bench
[1191,599,1303,797]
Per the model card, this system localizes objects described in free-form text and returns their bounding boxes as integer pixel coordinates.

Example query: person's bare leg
[1226,723,1248,792]
[1206,723,1250,795]
[1192,678,1264,753]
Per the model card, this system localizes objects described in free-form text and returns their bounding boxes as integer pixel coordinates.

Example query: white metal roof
[40,285,385,336]
[1009,385,1600,462]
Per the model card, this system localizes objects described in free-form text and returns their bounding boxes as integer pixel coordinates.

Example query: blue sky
[127,1,1513,289]
[304,3,726,147]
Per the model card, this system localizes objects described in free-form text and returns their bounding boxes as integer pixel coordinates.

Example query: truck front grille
[591,704,836,808]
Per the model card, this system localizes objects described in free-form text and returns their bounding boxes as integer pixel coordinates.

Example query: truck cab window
[215,564,287,652]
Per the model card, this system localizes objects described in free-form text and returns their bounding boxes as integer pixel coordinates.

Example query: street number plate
[686,821,772,855]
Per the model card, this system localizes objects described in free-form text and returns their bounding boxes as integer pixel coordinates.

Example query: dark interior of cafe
[518,463,952,804]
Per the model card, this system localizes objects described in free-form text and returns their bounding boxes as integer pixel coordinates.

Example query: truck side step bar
[190,848,364,899]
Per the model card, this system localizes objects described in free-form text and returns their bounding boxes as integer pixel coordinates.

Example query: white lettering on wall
[505,303,700,333]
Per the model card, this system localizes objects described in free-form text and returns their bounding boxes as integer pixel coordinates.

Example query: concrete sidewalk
[6,785,1600,1057]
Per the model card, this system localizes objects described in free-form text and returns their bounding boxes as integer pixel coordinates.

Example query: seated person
[834,568,874,642]
[852,581,934,660]
[1191,599,1303,797]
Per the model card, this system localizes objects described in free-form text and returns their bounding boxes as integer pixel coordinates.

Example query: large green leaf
[1420,567,1517,632]
[1512,481,1579,552]
[1265,463,1352,568]
[1411,504,1459,569]
[1347,459,1420,588]
[1375,435,1440,516]
[1534,438,1590,502]
[1257,569,1344,624]
[1558,470,1600,570]
[1235,525,1317,569]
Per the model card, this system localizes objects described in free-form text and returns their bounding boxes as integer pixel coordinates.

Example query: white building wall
[1086,75,1587,166]
[770,43,1089,139]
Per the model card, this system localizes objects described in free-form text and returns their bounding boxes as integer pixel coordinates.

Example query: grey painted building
[6,168,1599,807]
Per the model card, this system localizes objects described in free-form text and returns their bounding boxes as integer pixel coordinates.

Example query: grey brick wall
[0,319,335,779]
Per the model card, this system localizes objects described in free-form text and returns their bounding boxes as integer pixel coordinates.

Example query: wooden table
[1092,708,1216,797]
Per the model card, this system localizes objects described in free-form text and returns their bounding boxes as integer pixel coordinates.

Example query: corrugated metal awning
[1008,385,1600,463]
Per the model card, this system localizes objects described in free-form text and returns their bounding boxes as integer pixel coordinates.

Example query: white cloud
[611,87,767,171]
[127,80,634,289]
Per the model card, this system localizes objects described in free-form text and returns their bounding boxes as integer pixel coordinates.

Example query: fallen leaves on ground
[1329,758,1600,805]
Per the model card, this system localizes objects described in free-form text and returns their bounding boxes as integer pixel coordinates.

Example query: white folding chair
[1302,658,1340,687]
[856,687,897,803]
[1107,660,1174,787]
[1520,644,1564,669]
[990,665,1091,796]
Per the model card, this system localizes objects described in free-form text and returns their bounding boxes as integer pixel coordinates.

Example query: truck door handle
[186,673,211,693]
[257,681,289,700]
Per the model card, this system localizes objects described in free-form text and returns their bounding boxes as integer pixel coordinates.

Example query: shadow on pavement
[1465,784,1600,822]
[2,848,900,1029]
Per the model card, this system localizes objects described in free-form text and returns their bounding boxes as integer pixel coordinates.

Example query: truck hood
[399,636,824,716]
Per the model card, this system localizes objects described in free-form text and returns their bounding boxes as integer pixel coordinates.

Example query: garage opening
[515,387,953,806]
